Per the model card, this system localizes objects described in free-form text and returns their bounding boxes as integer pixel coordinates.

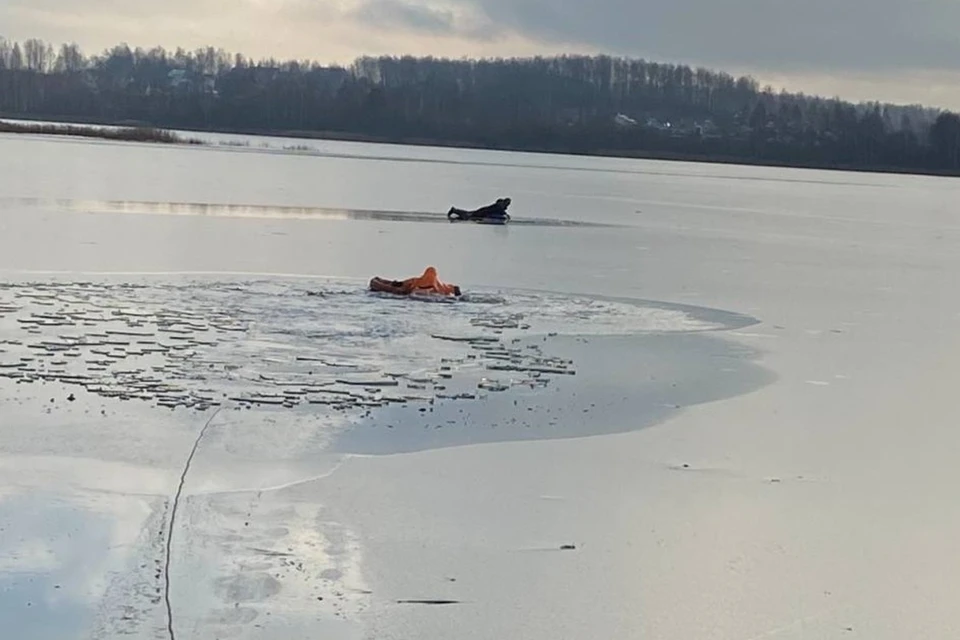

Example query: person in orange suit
[371,266,462,297]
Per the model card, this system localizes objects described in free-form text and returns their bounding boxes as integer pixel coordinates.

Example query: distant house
[167,69,193,90]
[557,107,581,125]
[694,119,721,138]
[166,69,217,95]
[201,74,217,95]
[645,117,672,131]
[253,67,279,88]
[168,69,189,89]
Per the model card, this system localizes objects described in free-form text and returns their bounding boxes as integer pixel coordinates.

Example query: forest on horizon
[1,37,959,174]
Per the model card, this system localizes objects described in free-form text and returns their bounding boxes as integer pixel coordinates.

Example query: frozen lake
[1,128,960,639]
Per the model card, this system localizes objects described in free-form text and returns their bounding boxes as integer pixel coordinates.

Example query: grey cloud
[3,0,224,20]
[348,0,457,35]
[5,0,960,80]
[448,0,960,73]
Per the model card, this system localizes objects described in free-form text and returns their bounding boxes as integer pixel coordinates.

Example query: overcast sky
[3,0,960,109]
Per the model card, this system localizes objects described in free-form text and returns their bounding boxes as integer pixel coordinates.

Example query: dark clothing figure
[448,198,511,221]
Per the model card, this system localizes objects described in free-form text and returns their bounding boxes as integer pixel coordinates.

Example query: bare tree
[0,37,954,174]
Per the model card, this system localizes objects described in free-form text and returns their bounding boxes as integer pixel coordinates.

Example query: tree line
[1,37,959,174]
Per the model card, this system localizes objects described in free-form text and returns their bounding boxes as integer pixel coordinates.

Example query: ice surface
[0,276,733,417]
[2,128,960,640]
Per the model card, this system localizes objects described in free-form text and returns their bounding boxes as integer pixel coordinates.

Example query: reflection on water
[0,492,112,640]
[334,330,776,455]
[0,454,366,640]
[0,197,617,228]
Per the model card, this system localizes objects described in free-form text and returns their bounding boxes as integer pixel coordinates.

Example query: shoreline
[2,112,958,179]
[0,120,202,145]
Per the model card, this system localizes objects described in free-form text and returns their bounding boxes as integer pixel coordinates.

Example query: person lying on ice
[368,266,462,297]
[447,197,511,221]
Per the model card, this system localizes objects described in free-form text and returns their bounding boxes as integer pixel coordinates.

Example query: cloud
[348,0,456,35]
[7,0,960,73]
[293,0,500,42]
[0,539,58,573]
[451,0,960,74]
[0,0,520,62]
[1,0,960,107]
[762,68,960,108]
